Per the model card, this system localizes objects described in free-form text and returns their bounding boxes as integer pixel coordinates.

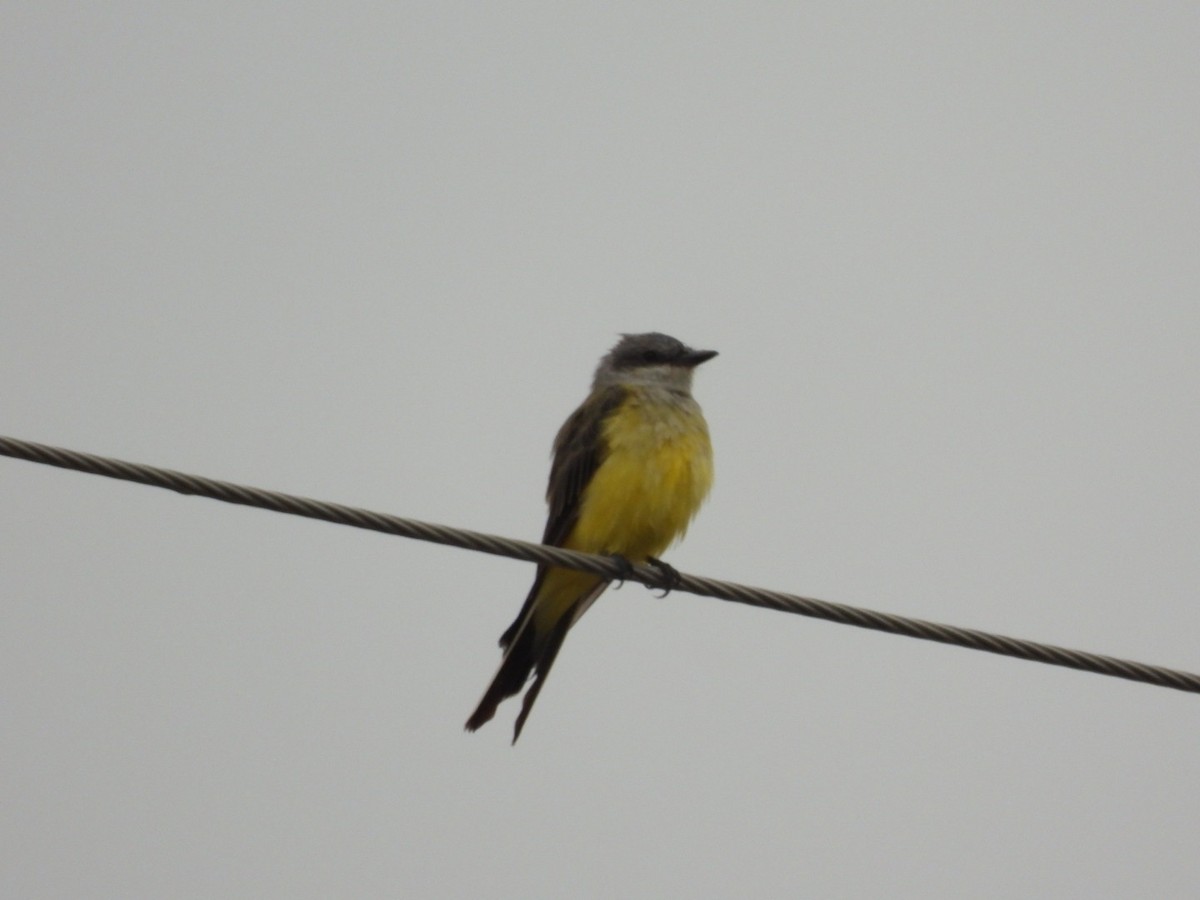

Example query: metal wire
[4,433,1198,696]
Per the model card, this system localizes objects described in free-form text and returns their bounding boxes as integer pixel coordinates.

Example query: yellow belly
[529,389,713,636]
[566,390,713,561]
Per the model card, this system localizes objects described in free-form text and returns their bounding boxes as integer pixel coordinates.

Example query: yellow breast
[566,388,713,561]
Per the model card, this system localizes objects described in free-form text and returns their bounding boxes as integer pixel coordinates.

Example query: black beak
[680,348,718,367]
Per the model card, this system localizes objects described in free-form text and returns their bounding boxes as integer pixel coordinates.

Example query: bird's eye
[641,350,665,364]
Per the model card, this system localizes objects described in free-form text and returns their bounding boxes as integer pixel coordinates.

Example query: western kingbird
[465,332,716,742]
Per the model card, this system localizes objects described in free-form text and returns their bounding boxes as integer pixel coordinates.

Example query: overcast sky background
[3,4,1198,898]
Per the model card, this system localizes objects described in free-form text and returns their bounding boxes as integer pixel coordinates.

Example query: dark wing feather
[497,384,627,649]
[542,384,627,546]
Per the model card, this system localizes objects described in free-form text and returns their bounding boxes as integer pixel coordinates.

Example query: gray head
[592,332,717,392]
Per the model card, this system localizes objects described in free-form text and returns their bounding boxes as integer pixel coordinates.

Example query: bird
[465,332,717,742]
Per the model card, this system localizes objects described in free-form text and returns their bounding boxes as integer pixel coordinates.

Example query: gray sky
[4,4,1198,897]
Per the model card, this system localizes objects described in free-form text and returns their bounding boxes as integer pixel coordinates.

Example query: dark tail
[464,622,538,735]
[466,577,608,742]
[464,614,573,744]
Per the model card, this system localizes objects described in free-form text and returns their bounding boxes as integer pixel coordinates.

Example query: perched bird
[465,332,717,742]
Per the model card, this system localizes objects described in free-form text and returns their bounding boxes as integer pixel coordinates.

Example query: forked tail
[464,623,538,735]
[465,579,608,742]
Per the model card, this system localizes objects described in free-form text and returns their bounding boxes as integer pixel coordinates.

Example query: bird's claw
[646,556,682,597]
[606,554,635,588]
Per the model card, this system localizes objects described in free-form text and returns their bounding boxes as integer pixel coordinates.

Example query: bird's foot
[646,556,682,597]
[606,554,635,588]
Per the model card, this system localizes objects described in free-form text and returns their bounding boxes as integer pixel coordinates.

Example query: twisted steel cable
[4,433,1198,695]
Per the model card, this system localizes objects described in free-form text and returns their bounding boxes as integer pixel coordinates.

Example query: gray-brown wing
[541,384,627,547]
[497,384,626,650]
